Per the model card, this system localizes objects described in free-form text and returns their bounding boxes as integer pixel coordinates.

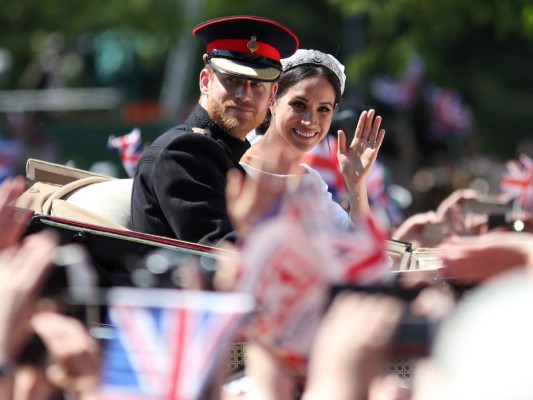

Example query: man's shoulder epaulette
[192,127,209,135]
[173,124,211,137]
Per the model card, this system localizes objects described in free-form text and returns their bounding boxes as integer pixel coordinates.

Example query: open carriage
[15,158,444,381]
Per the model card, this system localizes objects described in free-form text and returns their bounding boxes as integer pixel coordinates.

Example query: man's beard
[209,100,266,140]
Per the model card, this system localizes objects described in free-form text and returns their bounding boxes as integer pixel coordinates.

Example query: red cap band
[207,39,281,62]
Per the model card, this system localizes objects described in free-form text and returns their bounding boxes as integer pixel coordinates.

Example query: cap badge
[247,36,258,53]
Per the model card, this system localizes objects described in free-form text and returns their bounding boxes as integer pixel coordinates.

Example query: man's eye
[225,76,237,83]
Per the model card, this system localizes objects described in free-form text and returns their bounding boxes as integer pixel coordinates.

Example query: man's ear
[199,68,210,95]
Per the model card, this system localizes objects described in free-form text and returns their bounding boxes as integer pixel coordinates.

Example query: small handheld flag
[97,288,254,400]
[107,128,144,178]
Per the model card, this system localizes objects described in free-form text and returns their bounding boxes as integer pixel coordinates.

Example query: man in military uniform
[131,16,299,245]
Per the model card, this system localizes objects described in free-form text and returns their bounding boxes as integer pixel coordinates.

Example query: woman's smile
[293,129,319,139]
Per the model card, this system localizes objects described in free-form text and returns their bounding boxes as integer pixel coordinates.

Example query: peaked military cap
[193,15,299,82]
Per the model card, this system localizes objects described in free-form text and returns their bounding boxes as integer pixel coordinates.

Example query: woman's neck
[242,133,305,175]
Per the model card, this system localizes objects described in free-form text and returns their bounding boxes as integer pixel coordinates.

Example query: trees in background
[1,0,533,181]
[330,0,533,159]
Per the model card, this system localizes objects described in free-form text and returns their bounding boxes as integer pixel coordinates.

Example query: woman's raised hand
[337,109,385,186]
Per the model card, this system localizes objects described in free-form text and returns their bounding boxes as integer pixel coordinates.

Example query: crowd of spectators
[2,13,533,400]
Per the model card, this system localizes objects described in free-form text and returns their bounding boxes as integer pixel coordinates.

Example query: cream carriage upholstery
[16,159,133,230]
[66,178,133,229]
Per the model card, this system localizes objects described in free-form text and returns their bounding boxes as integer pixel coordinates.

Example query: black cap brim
[194,15,298,82]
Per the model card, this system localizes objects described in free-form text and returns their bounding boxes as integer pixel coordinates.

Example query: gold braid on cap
[281,49,346,95]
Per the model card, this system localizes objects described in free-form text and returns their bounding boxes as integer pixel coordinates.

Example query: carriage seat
[16,159,134,230]
[66,178,133,229]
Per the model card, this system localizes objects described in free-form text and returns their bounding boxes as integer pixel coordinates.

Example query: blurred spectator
[0,178,100,399]
[437,231,533,285]
[6,112,59,167]
[19,33,65,90]
[392,188,489,248]
[0,48,13,88]
[93,28,143,101]
[302,293,404,400]
[0,176,31,249]
[427,270,533,400]
[0,127,23,183]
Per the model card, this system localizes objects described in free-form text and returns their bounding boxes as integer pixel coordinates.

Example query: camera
[488,213,527,232]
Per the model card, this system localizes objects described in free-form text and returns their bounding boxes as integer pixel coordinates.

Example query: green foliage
[329,0,533,157]
[0,0,182,89]
[201,0,344,55]
[2,0,532,158]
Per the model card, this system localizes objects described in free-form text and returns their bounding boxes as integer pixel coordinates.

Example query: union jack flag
[426,85,473,138]
[238,178,389,372]
[365,161,404,234]
[107,128,144,178]
[238,211,330,372]
[370,55,425,111]
[500,154,533,212]
[301,136,347,202]
[324,215,389,285]
[302,139,402,233]
[97,288,254,400]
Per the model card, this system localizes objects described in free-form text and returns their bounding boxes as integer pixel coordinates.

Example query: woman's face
[271,75,336,154]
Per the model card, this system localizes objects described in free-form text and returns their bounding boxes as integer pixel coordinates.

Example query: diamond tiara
[281,49,346,95]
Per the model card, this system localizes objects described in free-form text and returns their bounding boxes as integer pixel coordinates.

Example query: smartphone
[53,244,101,325]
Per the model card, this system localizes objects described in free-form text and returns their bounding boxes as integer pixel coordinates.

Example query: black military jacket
[131,104,250,246]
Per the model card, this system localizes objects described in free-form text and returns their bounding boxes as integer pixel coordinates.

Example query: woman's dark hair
[277,64,342,105]
[255,110,271,135]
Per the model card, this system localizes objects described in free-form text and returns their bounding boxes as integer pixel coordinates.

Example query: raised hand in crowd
[0,231,57,364]
[1,177,100,400]
[235,342,297,400]
[367,374,411,400]
[302,293,404,400]
[0,176,31,250]
[338,109,385,220]
[392,189,489,248]
[391,211,442,248]
[438,231,533,285]
[31,311,100,396]
[435,188,488,237]
[0,230,57,399]
[225,150,299,238]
